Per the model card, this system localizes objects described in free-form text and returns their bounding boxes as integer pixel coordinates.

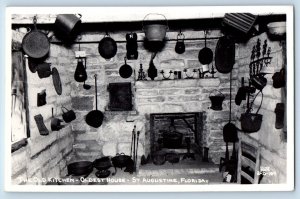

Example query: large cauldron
[162,130,183,149]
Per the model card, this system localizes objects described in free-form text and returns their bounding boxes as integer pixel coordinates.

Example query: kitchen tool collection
[22,13,284,183]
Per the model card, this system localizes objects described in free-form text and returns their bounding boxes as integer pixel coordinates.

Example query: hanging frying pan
[22,16,50,59]
[198,31,213,65]
[223,71,238,143]
[85,74,104,128]
[98,32,117,59]
[215,36,235,74]
[119,57,133,78]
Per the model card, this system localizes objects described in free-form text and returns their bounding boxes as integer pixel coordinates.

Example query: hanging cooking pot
[98,32,117,59]
[61,106,76,123]
[142,13,168,42]
[175,31,185,54]
[162,125,183,148]
[240,91,263,133]
[22,16,50,59]
[198,31,213,65]
[119,57,133,78]
[85,74,104,128]
[215,36,235,74]
[209,90,225,111]
[223,71,238,143]
[54,14,82,41]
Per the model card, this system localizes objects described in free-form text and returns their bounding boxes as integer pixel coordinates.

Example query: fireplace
[150,112,204,156]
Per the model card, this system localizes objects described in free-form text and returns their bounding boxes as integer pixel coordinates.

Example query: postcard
[5,6,294,192]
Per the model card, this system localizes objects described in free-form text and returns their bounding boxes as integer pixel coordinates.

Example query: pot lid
[52,67,62,95]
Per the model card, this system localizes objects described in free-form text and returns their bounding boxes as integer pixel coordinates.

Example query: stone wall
[235,32,287,183]
[11,30,74,185]
[68,30,239,165]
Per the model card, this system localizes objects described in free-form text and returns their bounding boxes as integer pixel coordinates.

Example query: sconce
[249,38,272,77]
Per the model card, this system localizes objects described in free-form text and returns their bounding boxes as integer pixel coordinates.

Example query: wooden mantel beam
[8,7,229,24]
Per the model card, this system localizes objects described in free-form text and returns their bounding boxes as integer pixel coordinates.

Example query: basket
[209,90,225,111]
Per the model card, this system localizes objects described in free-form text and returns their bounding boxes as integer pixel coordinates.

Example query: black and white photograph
[5,6,294,192]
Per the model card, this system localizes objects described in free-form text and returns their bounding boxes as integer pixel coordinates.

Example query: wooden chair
[237,140,261,184]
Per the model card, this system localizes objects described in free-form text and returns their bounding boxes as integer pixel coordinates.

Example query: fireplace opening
[150,112,204,158]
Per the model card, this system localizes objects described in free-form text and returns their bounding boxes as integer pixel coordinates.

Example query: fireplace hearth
[150,112,204,157]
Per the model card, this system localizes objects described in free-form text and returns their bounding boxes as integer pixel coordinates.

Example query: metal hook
[33,15,37,24]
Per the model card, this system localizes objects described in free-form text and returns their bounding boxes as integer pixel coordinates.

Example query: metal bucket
[143,13,168,42]
[55,14,81,40]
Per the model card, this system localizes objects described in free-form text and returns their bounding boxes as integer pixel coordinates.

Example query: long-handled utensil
[134,131,140,171]
[133,128,136,167]
[130,125,136,158]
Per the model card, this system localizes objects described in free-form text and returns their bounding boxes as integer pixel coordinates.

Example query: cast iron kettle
[198,30,213,65]
[85,74,104,128]
[119,57,133,78]
[98,32,117,59]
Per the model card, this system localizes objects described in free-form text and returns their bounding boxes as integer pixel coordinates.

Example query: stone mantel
[135,78,221,89]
